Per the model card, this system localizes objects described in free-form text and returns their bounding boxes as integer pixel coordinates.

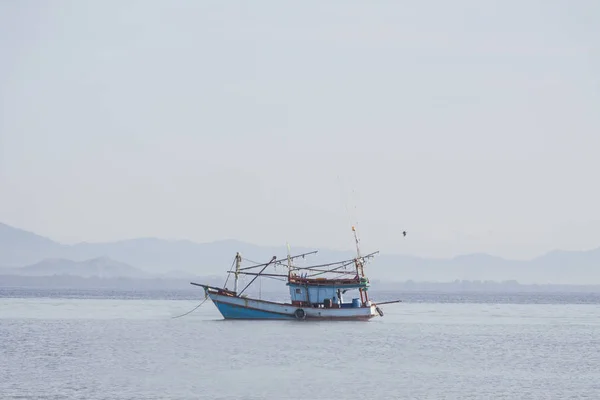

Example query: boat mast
[352,225,370,305]
[286,242,292,279]
[233,252,242,294]
[352,225,365,277]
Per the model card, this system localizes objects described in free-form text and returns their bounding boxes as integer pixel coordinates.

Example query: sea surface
[1,289,599,399]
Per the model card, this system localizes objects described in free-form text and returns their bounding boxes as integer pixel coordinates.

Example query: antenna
[352,225,362,259]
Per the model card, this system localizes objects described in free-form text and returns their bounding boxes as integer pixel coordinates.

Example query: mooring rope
[171,297,209,319]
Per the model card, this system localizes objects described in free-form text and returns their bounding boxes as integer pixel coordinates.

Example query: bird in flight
[402,231,407,237]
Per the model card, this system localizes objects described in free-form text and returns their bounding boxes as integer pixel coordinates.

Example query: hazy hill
[0,222,67,266]
[0,256,151,279]
[1,222,600,284]
[0,222,347,274]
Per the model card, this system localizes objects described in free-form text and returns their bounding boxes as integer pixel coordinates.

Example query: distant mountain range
[0,257,151,279]
[1,222,600,285]
[0,222,348,275]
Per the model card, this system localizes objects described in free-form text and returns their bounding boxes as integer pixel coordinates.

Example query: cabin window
[295,288,302,294]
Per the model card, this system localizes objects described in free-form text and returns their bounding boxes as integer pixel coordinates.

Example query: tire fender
[294,308,306,320]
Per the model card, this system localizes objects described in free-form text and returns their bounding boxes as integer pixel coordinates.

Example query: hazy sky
[1,1,599,259]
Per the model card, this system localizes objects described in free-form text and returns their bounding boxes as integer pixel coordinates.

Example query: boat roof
[287,275,368,288]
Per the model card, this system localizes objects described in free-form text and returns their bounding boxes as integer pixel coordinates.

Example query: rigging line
[222,256,237,289]
[262,276,287,282]
[238,260,284,271]
[171,297,208,319]
[227,272,288,281]
[241,257,261,265]
[307,264,357,277]
[306,269,356,277]
[238,256,277,297]
[239,251,318,271]
[292,269,355,275]
[290,260,355,271]
[309,259,363,275]
[246,274,288,282]
[227,271,287,277]
[300,263,356,276]
[306,268,353,279]
[288,251,379,271]
[244,257,307,270]
[289,259,353,270]
[243,252,318,266]
[241,257,281,269]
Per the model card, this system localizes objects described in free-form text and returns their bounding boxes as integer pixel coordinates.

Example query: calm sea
[1,289,599,399]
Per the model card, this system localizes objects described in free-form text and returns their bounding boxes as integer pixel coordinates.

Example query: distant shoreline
[2,286,600,305]
[1,275,599,294]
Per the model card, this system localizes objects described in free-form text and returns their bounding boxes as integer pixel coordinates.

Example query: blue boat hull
[205,290,377,321]
[213,299,295,320]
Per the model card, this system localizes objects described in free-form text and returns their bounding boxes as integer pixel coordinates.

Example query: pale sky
[1,1,599,259]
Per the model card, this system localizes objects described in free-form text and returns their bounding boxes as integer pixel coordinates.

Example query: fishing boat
[190,226,400,320]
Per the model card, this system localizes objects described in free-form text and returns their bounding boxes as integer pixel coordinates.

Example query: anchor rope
[171,298,208,319]
[171,289,209,319]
